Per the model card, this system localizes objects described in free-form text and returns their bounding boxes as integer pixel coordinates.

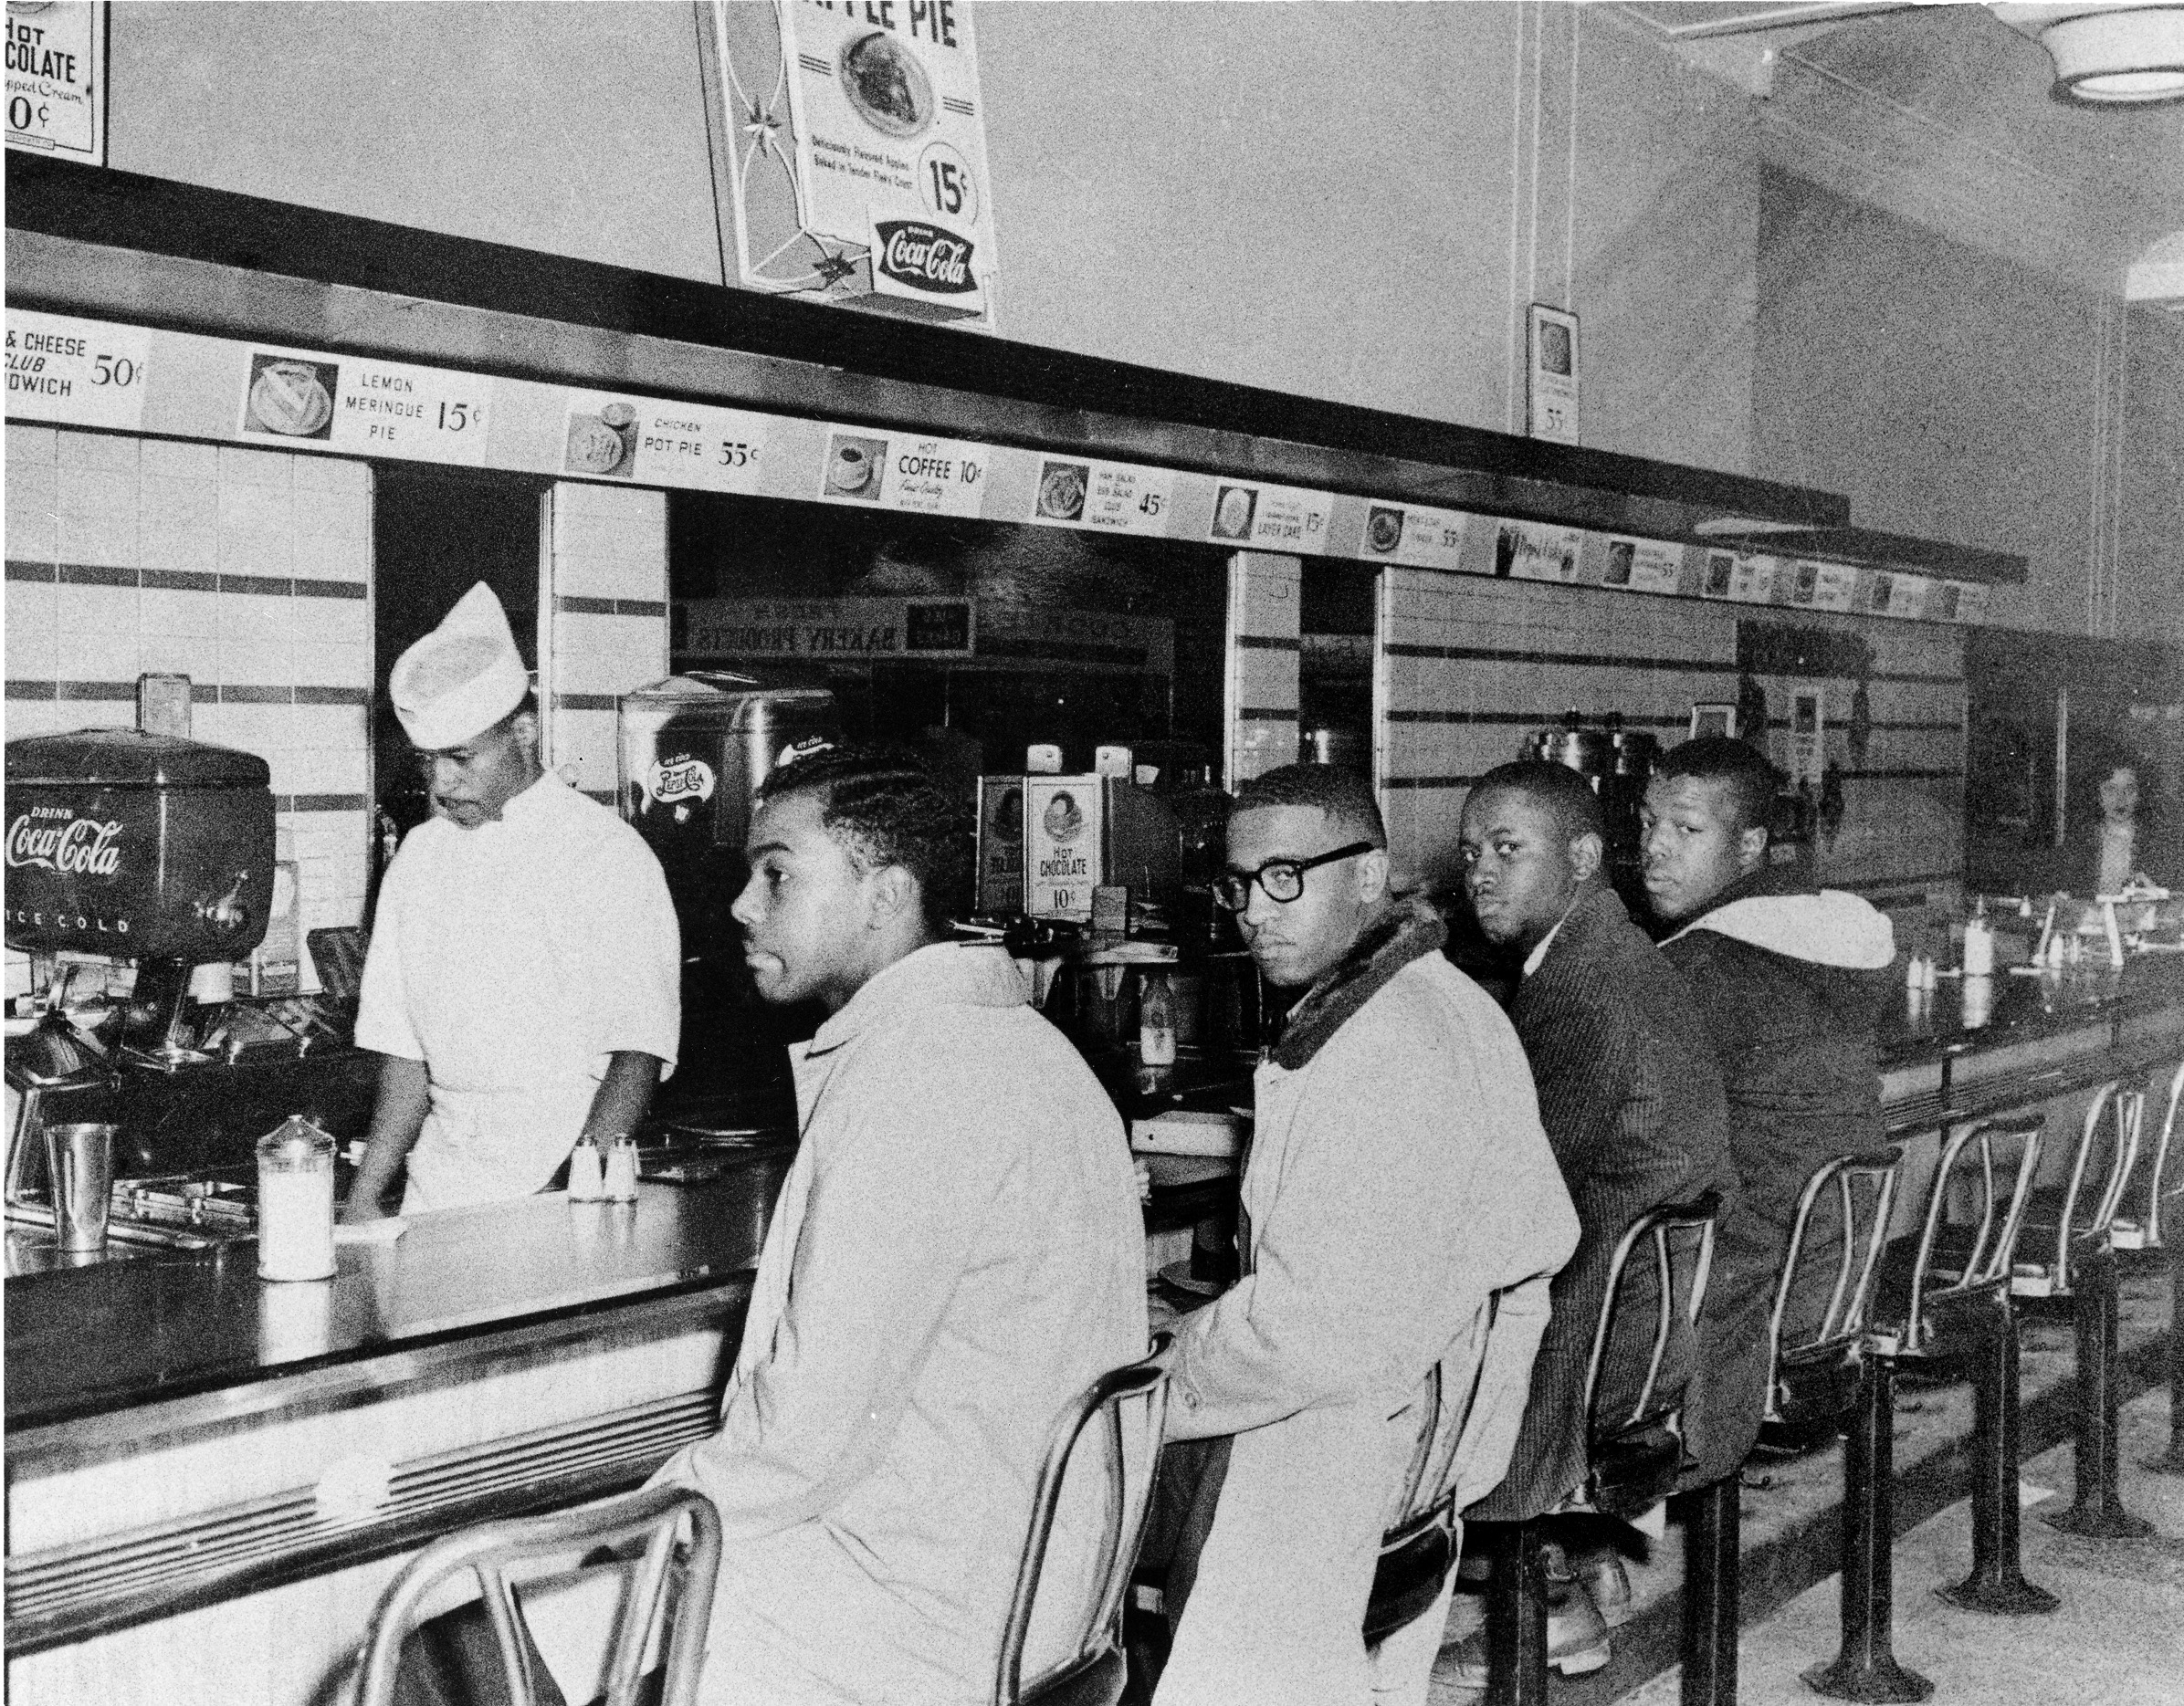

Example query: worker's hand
[1147,1291,1183,1337]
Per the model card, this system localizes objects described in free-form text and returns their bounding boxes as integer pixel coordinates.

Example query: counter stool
[2110,1058,2181,1255]
[354,1483,722,1706]
[1473,1194,1723,1706]
[999,1338,1172,1706]
[2137,1062,2184,1477]
[1754,1148,1926,1704]
[1364,1280,1549,1648]
[2011,1079,2153,1539]
[1879,1115,2055,1616]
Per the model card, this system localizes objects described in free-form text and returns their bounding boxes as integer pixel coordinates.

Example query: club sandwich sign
[755,0,996,323]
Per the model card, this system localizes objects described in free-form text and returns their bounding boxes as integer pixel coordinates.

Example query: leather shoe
[1575,1546,1633,1629]
[1437,1578,1612,1686]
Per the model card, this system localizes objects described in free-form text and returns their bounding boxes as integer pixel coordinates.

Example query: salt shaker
[604,1138,641,1202]
[257,1115,337,1282]
[567,1137,604,1202]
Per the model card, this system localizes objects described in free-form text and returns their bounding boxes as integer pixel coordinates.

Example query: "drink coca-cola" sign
[5,809,123,877]
[873,222,979,296]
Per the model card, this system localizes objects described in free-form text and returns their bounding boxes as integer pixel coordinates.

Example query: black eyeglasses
[1211,843,1376,911]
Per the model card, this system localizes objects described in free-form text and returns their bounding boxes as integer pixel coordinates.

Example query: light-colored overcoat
[1156,932,1577,1706]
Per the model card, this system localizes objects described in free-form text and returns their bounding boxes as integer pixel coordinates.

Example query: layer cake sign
[726,0,996,325]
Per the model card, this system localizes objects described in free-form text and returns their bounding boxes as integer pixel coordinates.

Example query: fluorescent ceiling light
[2042,6,2184,104]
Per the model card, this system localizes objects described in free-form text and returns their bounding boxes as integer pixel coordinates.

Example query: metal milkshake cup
[44,1122,117,1252]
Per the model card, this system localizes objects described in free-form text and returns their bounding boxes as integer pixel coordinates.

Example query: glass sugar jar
[257,1115,338,1282]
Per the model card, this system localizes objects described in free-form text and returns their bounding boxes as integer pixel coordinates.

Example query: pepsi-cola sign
[873,222,979,296]
[646,757,717,806]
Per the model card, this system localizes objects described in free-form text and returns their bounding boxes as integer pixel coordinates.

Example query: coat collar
[1527,883,1628,979]
[805,940,1027,1055]
[1269,894,1447,1071]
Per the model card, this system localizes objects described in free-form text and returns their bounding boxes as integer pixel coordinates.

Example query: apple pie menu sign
[775,0,996,323]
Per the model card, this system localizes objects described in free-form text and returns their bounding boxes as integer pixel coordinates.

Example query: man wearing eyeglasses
[1146,765,1577,1705]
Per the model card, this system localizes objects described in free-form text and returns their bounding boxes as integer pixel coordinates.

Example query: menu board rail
[3,306,1995,627]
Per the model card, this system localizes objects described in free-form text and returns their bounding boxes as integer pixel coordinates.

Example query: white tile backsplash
[6,424,58,466]
[139,518,220,575]
[217,445,291,487]
[5,581,58,680]
[57,507,140,570]
[57,430,138,475]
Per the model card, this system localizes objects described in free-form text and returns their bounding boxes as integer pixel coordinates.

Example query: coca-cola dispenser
[616,673,839,1118]
[5,731,276,1062]
[4,731,380,1246]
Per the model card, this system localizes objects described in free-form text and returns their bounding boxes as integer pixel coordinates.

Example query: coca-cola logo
[647,757,716,805]
[5,811,123,877]
[874,222,978,296]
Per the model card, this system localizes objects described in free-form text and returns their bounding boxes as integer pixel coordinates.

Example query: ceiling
[1617,2,2184,311]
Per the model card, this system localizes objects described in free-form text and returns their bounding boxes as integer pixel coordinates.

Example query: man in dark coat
[1642,738,1896,1486]
[1443,761,1733,1682]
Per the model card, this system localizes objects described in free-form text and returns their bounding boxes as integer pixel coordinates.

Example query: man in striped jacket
[1445,759,1734,1687]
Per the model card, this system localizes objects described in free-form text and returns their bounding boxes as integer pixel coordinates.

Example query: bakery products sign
[714,0,996,326]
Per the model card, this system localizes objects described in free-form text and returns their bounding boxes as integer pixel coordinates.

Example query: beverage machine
[616,673,840,1125]
[4,731,379,1269]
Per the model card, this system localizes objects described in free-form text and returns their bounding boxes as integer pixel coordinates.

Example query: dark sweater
[1660,864,1895,1484]
[1472,884,1734,1520]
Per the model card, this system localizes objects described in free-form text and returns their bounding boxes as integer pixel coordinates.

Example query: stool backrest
[2134,1059,2183,1249]
[354,1484,721,1706]
[1763,1148,1903,1425]
[1898,1115,2043,1355]
[995,1337,1171,1706]
[1585,1189,1722,1435]
[1360,1273,1554,1647]
[1577,1190,1720,1514]
[2038,1080,2143,1293]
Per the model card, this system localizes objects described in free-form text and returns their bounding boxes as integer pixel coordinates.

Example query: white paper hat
[390,581,530,749]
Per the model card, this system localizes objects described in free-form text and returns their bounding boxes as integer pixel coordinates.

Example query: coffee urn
[1528,712,1659,914]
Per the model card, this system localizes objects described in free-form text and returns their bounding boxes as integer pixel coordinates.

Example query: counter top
[1875,953,2184,1069]
[4,1152,790,1435]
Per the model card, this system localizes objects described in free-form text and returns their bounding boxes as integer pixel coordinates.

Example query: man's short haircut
[756,743,971,932]
[1232,764,1387,849]
[1471,759,1606,844]
[1655,736,1779,837]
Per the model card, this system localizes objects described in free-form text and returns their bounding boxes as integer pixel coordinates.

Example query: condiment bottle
[257,1115,337,1282]
[1962,899,1995,978]
[1139,971,1178,1067]
[567,1136,604,1202]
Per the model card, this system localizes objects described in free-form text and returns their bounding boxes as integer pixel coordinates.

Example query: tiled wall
[1372,571,1967,911]
[540,482,670,802]
[1223,551,1302,789]
[5,427,373,994]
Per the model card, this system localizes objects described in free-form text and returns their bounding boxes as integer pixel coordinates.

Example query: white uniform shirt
[355,773,679,1212]
[651,942,1147,1706]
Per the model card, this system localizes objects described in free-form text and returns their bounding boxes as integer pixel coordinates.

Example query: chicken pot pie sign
[772,0,997,322]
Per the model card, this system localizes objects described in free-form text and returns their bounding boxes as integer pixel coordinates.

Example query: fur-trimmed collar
[1271,895,1448,1070]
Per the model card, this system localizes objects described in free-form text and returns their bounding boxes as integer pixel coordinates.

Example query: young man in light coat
[638,745,1147,1704]
[1148,765,1578,1706]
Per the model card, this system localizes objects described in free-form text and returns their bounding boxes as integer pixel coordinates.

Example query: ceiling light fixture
[2042,5,2184,104]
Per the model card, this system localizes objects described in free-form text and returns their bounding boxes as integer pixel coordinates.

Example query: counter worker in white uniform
[343,582,680,1219]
